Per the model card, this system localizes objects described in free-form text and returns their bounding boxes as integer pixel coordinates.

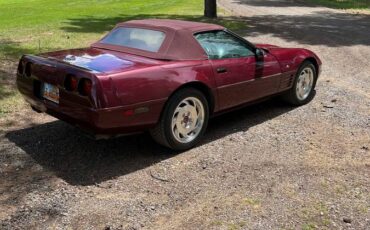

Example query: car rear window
[100,27,166,52]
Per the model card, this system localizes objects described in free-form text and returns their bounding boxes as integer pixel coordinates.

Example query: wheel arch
[172,81,215,114]
[304,57,319,75]
[150,81,213,150]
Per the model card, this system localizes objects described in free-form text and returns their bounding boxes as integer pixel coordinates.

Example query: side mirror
[255,48,264,57]
[255,48,265,62]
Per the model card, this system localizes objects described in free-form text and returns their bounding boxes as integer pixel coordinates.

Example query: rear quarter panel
[99,60,216,107]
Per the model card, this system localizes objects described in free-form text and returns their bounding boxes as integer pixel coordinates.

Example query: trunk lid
[40,47,162,75]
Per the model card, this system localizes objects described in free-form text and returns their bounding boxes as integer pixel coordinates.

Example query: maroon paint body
[16,20,321,136]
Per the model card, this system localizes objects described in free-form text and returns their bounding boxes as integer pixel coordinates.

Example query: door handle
[216,67,227,74]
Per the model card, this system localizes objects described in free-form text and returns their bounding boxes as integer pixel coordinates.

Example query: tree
[204,0,217,18]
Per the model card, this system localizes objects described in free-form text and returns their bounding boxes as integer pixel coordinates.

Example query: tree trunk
[204,0,217,18]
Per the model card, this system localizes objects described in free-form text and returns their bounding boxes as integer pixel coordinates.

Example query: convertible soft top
[91,19,225,60]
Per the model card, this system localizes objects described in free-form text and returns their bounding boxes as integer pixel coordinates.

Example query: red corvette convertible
[17,19,321,150]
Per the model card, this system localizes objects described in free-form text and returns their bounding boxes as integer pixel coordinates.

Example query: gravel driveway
[1,1,370,229]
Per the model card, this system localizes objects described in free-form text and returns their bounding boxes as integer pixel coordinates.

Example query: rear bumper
[17,75,166,136]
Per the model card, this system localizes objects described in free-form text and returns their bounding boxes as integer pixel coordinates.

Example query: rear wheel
[150,88,209,151]
[282,61,317,105]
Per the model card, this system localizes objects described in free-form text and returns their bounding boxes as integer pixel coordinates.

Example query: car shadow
[5,97,298,186]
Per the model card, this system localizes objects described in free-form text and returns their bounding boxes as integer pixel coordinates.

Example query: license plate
[42,82,59,104]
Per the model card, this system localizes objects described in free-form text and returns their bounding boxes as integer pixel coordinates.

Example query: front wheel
[282,61,317,105]
[150,88,209,151]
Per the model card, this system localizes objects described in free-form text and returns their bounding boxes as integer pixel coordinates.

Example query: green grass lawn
[0,0,246,117]
[308,0,370,9]
[0,0,245,60]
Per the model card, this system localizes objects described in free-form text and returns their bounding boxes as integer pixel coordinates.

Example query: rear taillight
[25,62,32,77]
[17,60,24,75]
[64,74,78,91]
[78,78,92,96]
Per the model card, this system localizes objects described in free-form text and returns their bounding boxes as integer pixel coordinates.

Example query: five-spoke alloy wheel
[150,88,209,151]
[171,97,205,144]
[283,61,317,105]
[296,67,314,101]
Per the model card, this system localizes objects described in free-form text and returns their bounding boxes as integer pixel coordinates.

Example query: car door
[195,30,281,111]
[210,56,252,109]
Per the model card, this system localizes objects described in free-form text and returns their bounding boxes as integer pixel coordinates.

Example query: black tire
[282,60,318,106]
[150,88,209,151]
